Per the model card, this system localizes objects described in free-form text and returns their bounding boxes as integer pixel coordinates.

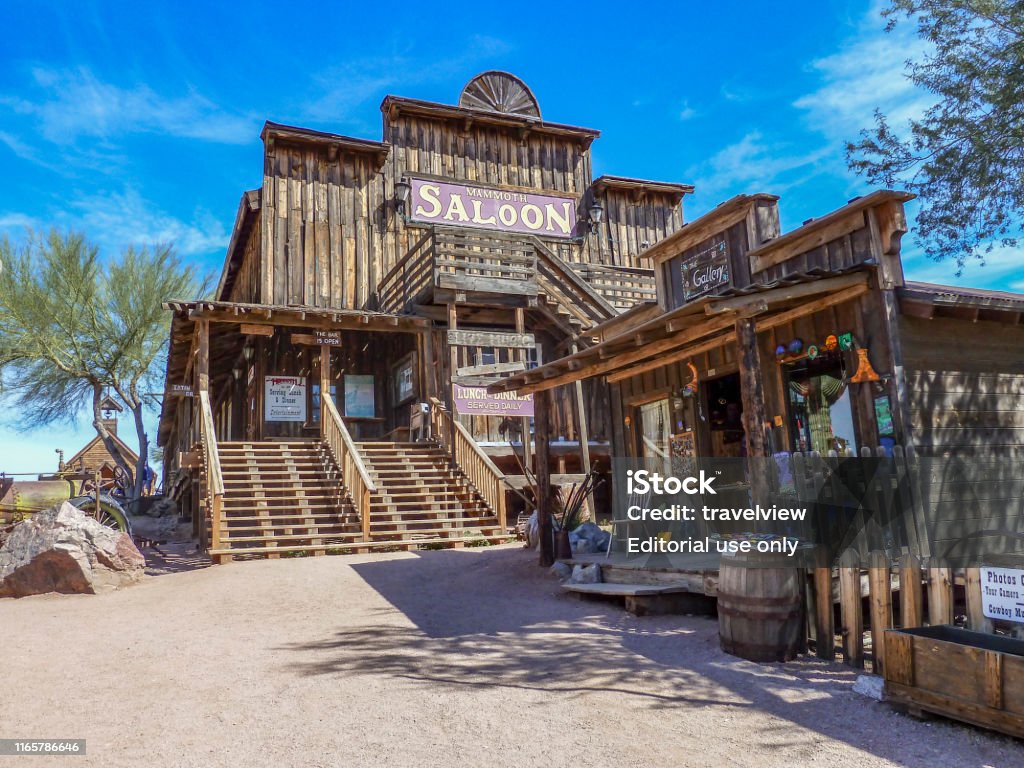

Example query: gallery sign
[681,240,731,301]
[453,384,534,417]
[265,376,306,422]
[409,177,578,239]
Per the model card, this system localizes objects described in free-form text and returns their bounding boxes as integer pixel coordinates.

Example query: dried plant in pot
[553,469,603,560]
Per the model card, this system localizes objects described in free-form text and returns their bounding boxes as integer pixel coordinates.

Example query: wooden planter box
[884,625,1024,739]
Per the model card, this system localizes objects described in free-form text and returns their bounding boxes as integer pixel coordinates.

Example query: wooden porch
[160,301,514,562]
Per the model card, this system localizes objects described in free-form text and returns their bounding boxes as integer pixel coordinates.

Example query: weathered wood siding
[259,141,384,309]
[902,315,1024,457]
[227,217,262,304]
[586,187,685,268]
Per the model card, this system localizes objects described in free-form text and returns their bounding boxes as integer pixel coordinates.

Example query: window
[786,357,857,455]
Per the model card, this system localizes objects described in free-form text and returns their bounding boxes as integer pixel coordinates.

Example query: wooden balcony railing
[570,263,658,309]
[322,394,376,540]
[377,229,437,314]
[429,397,507,532]
[198,390,224,551]
[376,225,658,320]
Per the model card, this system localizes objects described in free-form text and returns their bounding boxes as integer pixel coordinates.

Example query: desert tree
[0,229,206,501]
[847,0,1024,273]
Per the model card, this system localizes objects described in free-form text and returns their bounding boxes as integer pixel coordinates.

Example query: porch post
[320,345,331,439]
[196,319,210,394]
[735,316,771,500]
[535,387,554,567]
[515,308,533,472]
[570,341,594,519]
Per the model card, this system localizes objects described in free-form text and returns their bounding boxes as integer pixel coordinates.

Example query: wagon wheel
[69,495,133,537]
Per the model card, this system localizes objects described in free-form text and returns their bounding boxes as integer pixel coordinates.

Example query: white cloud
[686,131,832,210]
[794,6,932,142]
[902,242,1024,291]
[0,212,41,232]
[1,67,254,146]
[301,35,513,124]
[678,101,697,121]
[64,188,228,257]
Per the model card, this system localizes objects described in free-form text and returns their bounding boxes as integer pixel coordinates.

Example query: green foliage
[0,229,207,492]
[847,1,1024,272]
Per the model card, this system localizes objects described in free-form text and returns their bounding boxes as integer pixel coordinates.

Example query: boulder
[525,510,540,549]
[569,563,601,584]
[549,562,573,581]
[570,521,611,555]
[0,502,146,598]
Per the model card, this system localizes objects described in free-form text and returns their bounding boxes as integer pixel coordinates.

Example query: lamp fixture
[242,345,254,363]
[394,178,412,217]
[587,200,604,233]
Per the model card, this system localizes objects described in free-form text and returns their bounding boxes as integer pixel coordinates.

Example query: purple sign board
[453,384,534,417]
[409,177,579,239]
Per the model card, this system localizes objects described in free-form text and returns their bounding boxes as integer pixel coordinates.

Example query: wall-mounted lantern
[587,200,604,233]
[394,178,412,217]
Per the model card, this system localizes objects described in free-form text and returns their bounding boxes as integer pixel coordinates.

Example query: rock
[571,536,595,555]
[0,502,146,598]
[852,674,885,701]
[569,563,601,584]
[127,514,184,543]
[525,510,540,549]
[139,497,177,518]
[549,562,573,581]
[570,521,611,555]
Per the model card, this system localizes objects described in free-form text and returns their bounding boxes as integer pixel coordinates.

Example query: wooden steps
[204,439,513,562]
[359,440,514,547]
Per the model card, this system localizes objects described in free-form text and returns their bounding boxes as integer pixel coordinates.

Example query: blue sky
[0,0,1020,474]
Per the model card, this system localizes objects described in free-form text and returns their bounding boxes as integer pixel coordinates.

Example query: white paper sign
[264,376,306,422]
[980,566,1024,622]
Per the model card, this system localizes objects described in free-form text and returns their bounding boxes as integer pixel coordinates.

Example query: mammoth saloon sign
[409,177,579,239]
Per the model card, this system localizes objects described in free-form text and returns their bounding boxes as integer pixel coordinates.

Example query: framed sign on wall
[344,375,376,418]
[393,353,417,406]
[264,376,306,422]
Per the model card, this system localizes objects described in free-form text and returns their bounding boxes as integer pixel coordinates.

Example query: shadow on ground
[275,546,1015,768]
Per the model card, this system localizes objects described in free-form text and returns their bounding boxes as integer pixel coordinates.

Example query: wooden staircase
[207,440,362,561]
[202,439,513,562]
[359,441,512,547]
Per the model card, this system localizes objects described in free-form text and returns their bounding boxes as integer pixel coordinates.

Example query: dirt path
[0,545,1017,767]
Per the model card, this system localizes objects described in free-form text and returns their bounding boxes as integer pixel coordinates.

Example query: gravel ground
[0,544,1019,768]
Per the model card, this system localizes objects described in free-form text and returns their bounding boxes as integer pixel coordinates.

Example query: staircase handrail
[428,397,507,532]
[530,236,617,325]
[197,390,224,551]
[322,394,377,541]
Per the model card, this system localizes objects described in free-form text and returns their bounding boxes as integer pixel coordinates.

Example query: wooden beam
[456,361,526,377]
[239,323,274,337]
[535,387,554,567]
[196,319,210,394]
[606,333,737,383]
[705,273,868,315]
[515,308,532,473]
[749,210,868,274]
[513,313,738,395]
[320,345,331,439]
[571,341,593,518]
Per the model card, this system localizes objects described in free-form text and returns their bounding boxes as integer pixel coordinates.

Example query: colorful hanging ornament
[775,344,786,360]
[787,338,804,354]
[807,345,819,360]
[850,348,881,383]
[838,332,854,351]
[824,334,838,352]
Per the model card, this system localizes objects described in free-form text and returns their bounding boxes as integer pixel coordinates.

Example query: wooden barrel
[717,555,805,663]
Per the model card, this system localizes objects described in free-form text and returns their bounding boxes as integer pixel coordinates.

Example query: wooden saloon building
[158,71,694,561]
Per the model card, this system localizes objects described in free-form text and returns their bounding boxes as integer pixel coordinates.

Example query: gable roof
[64,432,140,473]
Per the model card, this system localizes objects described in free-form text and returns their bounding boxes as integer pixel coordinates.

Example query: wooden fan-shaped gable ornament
[459,71,541,119]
